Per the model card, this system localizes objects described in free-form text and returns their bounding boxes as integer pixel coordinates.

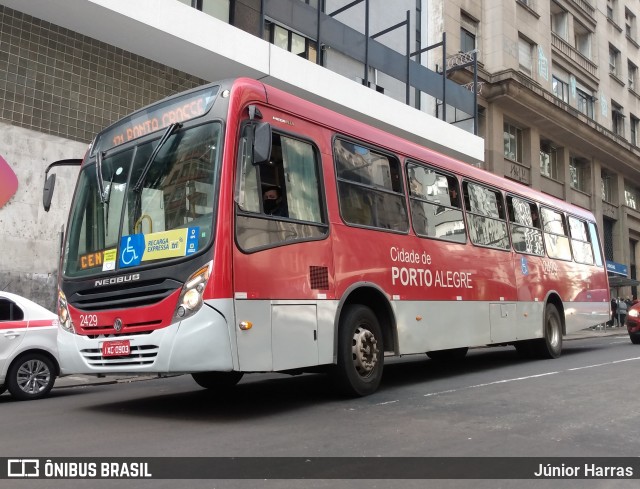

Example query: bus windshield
[63,122,222,278]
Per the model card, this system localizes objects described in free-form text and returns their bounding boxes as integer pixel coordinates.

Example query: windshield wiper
[132,122,182,193]
[96,150,107,204]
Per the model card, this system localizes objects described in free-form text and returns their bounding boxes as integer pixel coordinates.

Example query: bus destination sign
[95,85,219,154]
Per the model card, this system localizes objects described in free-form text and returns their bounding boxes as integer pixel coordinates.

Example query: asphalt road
[2,332,639,489]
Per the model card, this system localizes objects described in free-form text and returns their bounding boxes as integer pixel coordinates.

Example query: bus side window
[568,216,594,265]
[507,196,544,255]
[541,207,572,261]
[406,162,465,242]
[463,181,510,250]
[335,139,408,232]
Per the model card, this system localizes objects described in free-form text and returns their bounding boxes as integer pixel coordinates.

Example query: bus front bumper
[57,299,236,375]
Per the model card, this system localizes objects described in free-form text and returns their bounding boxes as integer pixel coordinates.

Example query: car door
[0,297,28,380]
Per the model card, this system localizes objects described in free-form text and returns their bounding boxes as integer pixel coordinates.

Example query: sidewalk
[53,327,630,390]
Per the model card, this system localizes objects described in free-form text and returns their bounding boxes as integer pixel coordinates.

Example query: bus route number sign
[101,340,131,357]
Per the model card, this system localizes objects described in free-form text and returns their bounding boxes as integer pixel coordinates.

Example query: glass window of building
[504,122,523,162]
[552,75,569,103]
[264,22,318,63]
[612,102,625,137]
[569,156,589,193]
[574,21,592,58]
[625,185,639,210]
[460,12,477,53]
[609,44,620,76]
[540,140,560,180]
[576,87,594,118]
[601,169,615,203]
[626,8,637,40]
[631,115,639,145]
[629,61,638,91]
[608,0,617,22]
[518,36,534,76]
[551,3,568,40]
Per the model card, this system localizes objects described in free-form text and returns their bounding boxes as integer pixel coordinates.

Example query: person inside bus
[262,185,288,217]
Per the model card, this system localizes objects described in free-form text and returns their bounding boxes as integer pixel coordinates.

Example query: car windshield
[63,122,222,278]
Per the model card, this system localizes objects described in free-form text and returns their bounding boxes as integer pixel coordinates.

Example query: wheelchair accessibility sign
[119,227,199,268]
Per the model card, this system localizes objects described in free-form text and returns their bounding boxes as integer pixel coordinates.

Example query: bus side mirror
[253,122,272,165]
[43,173,56,212]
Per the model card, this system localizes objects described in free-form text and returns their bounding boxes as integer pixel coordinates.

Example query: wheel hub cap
[352,326,379,376]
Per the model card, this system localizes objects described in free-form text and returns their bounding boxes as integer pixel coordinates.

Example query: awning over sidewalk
[608,276,640,288]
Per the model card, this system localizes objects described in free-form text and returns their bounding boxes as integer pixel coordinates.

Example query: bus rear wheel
[530,303,562,359]
[191,371,244,390]
[334,305,384,397]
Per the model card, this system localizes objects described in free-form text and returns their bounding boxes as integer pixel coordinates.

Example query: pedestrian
[617,298,628,327]
[610,298,618,326]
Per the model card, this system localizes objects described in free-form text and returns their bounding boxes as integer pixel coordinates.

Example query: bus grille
[80,344,159,367]
[69,278,182,311]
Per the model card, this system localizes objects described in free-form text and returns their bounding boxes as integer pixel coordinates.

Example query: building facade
[0,0,637,307]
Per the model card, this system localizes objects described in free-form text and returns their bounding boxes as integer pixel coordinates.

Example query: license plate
[101,340,131,357]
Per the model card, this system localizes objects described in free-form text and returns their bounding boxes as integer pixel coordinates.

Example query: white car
[0,291,60,400]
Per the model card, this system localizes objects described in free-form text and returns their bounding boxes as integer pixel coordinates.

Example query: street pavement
[52,326,632,390]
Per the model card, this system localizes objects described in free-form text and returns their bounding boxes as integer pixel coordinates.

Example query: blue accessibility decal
[119,234,145,268]
[520,256,529,276]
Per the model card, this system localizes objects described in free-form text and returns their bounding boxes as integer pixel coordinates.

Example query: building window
[608,0,616,22]
[574,21,592,58]
[612,102,625,137]
[626,8,637,40]
[625,185,639,210]
[609,45,620,76]
[629,61,638,91]
[460,12,477,53]
[540,140,559,180]
[576,88,594,118]
[264,22,318,63]
[601,170,614,203]
[569,156,589,192]
[504,122,523,162]
[518,36,534,76]
[552,75,569,103]
[551,3,568,40]
[631,115,639,146]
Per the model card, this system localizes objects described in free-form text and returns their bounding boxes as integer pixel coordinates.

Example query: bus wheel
[531,303,562,359]
[191,371,244,390]
[426,347,468,362]
[334,305,384,397]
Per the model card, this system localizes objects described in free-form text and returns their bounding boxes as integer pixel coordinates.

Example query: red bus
[44,77,610,396]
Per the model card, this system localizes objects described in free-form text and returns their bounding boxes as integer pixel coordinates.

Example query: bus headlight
[58,290,75,333]
[174,262,211,321]
[629,309,639,318]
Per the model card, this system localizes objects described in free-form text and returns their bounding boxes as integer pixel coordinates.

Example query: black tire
[426,347,468,362]
[530,303,563,359]
[630,333,640,345]
[333,305,384,397]
[7,353,56,401]
[0,384,6,396]
[191,371,244,390]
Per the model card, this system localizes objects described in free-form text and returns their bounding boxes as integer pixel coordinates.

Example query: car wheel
[333,305,384,397]
[630,333,640,345]
[191,371,244,390]
[7,353,56,401]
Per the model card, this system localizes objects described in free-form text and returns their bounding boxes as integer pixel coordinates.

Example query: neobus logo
[95,274,140,287]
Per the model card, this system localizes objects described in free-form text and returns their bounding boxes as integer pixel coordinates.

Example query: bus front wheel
[531,303,563,359]
[191,371,244,390]
[334,305,384,397]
